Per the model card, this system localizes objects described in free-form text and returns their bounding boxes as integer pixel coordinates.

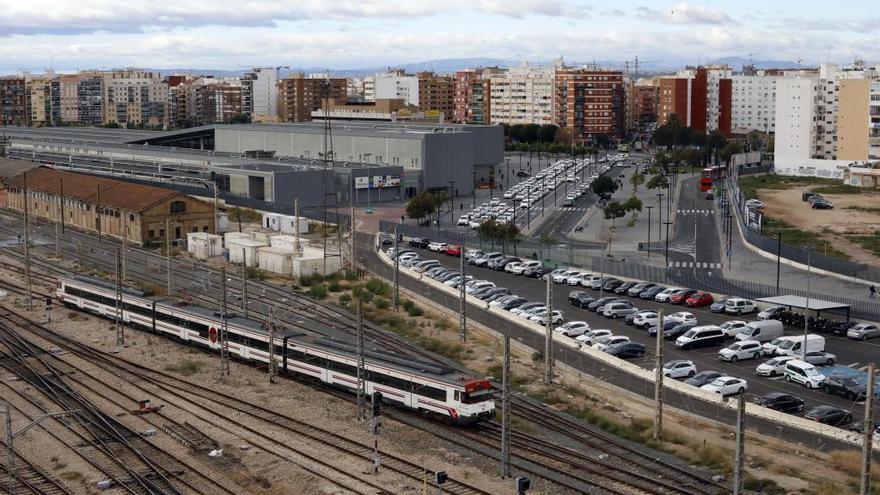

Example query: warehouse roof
[0,157,41,180]
[7,166,188,212]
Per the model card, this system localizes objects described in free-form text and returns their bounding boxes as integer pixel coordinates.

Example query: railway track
[0,449,74,495]
[0,307,493,495]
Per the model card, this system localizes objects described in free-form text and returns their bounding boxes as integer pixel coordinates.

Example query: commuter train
[57,276,495,424]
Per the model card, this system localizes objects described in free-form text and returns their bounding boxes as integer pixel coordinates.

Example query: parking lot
[387,243,880,431]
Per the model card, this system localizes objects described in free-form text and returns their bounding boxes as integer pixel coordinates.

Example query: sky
[0,0,877,72]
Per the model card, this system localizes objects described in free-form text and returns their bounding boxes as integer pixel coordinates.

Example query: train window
[371,371,411,391]
[250,338,269,352]
[329,360,358,376]
[454,391,460,401]
[413,383,446,402]
[461,389,493,404]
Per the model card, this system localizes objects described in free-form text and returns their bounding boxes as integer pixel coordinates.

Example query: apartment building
[77,75,104,126]
[554,66,626,141]
[374,70,420,107]
[489,64,555,125]
[454,67,506,124]
[278,74,347,122]
[103,70,168,126]
[363,76,376,102]
[658,65,732,135]
[0,77,28,126]
[241,67,279,122]
[731,70,781,133]
[633,78,659,124]
[416,72,453,121]
[25,76,58,127]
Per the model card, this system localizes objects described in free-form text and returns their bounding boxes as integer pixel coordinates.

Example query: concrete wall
[423,132,474,194]
[272,170,329,207]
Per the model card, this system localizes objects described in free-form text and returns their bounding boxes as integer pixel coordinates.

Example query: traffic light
[516,477,530,494]
[371,391,383,417]
[435,471,447,485]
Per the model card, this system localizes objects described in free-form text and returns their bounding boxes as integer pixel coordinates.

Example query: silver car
[603,303,638,319]
[795,351,838,366]
[847,323,880,341]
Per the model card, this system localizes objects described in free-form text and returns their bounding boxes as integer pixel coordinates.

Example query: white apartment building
[704,66,733,132]
[374,71,419,106]
[242,67,279,122]
[489,64,555,125]
[774,76,818,175]
[363,76,376,102]
[731,72,779,133]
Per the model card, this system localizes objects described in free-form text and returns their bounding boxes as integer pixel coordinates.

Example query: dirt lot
[760,186,880,263]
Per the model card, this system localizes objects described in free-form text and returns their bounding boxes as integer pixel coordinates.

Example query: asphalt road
[383,244,880,435]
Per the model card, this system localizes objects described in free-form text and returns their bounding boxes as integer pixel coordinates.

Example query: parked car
[627,282,657,297]
[464,248,484,260]
[783,360,826,389]
[756,305,785,320]
[530,310,565,325]
[504,262,523,273]
[614,282,636,295]
[654,287,684,302]
[755,393,804,414]
[847,323,880,341]
[473,252,503,267]
[811,199,833,209]
[457,215,471,226]
[805,406,852,426]
[802,191,819,202]
[675,325,726,350]
[412,260,441,273]
[710,297,729,313]
[379,233,395,245]
[647,320,683,337]
[593,335,630,351]
[553,270,580,283]
[640,286,666,300]
[512,260,541,275]
[633,311,660,329]
[793,351,837,366]
[554,321,591,337]
[670,289,699,305]
[465,281,496,294]
[663,323,695,341]
[510,302,544,316]
[524,266,553,278]
[445,245,462,257]
[428,241,448,252]
[745,199,765,210]
[685,371,723,387]
[822,375,868,401]
[587,297,623,312]
[701,376,748,396]
[568,291,596,308]
[724,298,756,315]
[408,237,430,248]
[668,312,697,325]
[625,309,655,326]
[718,340,763,362]
[602,279,624,292]
[604,341,646,358]
[603,303,638,319]
[662,360,697,379]
[735,320,784,343]
[719,320,749,338]
[685,291,714,307]
[756,356,796,377]
[576,329,613,346]
[500,297,529,311]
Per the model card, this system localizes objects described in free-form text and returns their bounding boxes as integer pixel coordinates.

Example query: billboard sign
[746,207,762,233]
[354,176,370,189]
[357,175,401,189]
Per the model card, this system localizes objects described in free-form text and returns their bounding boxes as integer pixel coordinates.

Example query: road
[375,244,880,439]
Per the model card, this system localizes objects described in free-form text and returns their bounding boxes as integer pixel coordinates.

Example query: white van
[724,298,756,315]
[735,320,784,343]
[783,359,826,389]
[775,334,825,356]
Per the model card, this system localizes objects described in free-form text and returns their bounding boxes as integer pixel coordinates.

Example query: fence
[380,220,880,322]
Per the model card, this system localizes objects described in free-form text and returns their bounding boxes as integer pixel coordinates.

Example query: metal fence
[380,220,880,321]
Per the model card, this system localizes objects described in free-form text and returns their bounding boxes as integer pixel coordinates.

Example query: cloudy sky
[0,0,877,72]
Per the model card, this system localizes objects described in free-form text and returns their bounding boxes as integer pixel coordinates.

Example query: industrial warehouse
[0,121,503,214]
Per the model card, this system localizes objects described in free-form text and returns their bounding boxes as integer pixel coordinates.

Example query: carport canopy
[756,295,850,320]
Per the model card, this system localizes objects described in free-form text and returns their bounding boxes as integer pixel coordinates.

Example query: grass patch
[743,474,786,494]
[828,450,880,479]
[377,314,465,362]
[738,175,846,200]
[327,280,342,292]
[847,231,880,257]
[374,297,390,309]
[812,184,864,195]
[163,359,206,376]
[60,471,83,481]
[762,217,850,260]
[366,278,391,296]
[846,206,880,214]
[228,207,262,223]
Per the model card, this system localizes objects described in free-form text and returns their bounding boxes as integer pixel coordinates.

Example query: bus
[700,166,726,192]
[617,143,631,153]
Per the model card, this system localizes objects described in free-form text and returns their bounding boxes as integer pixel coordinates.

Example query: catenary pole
[459,246,466,342]
[733,393,746,495]
[241,247,249,317]
[860,363,875,495]
[393,226,400,311]
[166,218,172,295]
[653,310,664,441]
[544,275,553,384]
[22,172,33,311]
[357,300,366,421]
[501,334,511,478]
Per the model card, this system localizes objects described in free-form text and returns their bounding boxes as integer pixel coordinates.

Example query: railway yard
[0,209,740,495]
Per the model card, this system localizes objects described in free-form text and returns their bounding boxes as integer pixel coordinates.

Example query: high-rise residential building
[416,72,453,121]
[633,78,659,124]
[454,67,506,124]
[77,74,104,126]
[0,77,28,126]
[554,66,626,141]
[25,76,56,127]
[731,70,782,134]
[658,65,732,135]
[103,69,168,126]
[278,74,347,122]
[489,63,555,125]
[241,67,279,122]
[363,76,376,102]
[374,70,420,107]
[59,74,82,124]
[193,82,242,125]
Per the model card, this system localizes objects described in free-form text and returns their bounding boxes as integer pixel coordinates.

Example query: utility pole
[646,205,652,258]
[220,267,230,377]
[656,192,663,249]
[803,247,812,358]
[371,392,382,474]
[544,275,553,384]
[664,221,672,278]
[733,392,746,495]
[213,180,219,234]
[268,306,277,384]
[59,177,65,233]
[54,204,61,259]
[241,247,249,318]
[776,232,782,295]
[393,226,400,311]
[165,218,172,295]
[350,182,356,271]
[357,300,366,421]
[121,212,127,281]
[501,334,511,478]
[459,247,467,342]
[96,185,102,244]
[3,405,77,495]
[294,198,302,255]
[653,310,664,441]
[115,249,124,347]
[860,363,875,495]
[22,172,33,311]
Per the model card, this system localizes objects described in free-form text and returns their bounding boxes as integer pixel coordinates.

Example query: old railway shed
[5,166,215,246]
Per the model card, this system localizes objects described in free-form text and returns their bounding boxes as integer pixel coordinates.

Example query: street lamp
[803,246,813,357]
[775,232,783,295]
[646,205,653,258]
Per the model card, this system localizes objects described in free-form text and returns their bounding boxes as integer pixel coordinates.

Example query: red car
[670,289,698,305]
[445,245,462,257]
[685,291,714,307]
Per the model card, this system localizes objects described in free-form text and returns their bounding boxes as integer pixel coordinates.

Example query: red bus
[699,166,727,191]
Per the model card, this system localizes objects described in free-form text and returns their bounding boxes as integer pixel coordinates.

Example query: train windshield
[462,388,493,404]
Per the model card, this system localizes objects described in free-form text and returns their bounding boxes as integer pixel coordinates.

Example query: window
[148,230,154,238]
[170,201,186,214]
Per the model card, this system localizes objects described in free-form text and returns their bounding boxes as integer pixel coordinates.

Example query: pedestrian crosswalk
[676,209,713,215]
[559,207,589,212]
[667,239,695,255]
[668,261,722,269]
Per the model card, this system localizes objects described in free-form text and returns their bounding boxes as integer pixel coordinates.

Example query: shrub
[401,299,415,311]
[352,286,373,303]
[299,274,314,286]
[328,281,342,292]
[406,305,423,317]
[308,284,328,299]
[163,359,205,376]
[338,293,352,307]
[366,278,390,296]
[374,297,390,309]
[343,269,358,281]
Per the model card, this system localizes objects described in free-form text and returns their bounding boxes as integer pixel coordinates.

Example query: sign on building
[355,176,370,189]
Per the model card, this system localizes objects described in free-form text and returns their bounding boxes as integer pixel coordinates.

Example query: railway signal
[516,477,530,494]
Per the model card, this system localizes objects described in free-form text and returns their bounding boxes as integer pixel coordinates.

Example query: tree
[603,201,627,227]
[646,174,669,190]
[707,129,727,151]
[537,124,558,144]
[519,124,540,143]
[537,233,557,259]
[229,113,251,124]
[746,130,762,152]
[721,141,744,164]
[590,175,619,199]
[405,192,436,224]
[629,172,644,192]
[623,196,643,219]
[594,134,611,149]
[508,124,524,142]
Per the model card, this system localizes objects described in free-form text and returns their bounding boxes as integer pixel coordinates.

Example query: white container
[293,246,341,277]
[187,232,222,259]
[258,247,294,275]
[262,213,283,231]
[269,235,309,252]
[227,238,267,267]
[223,231,254,247]
[279,215,309,234]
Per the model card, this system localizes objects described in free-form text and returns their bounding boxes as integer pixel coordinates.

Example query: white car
[428,242,448,252]
[554,321,591,337]
[457,216,470,226]
[654,287,684,302]
[529,309,564,325]
[511,261,540,274]
[465,281,495,294]
[552,270,578,283]
[719,320,749,338]
[755,356,796,377]
[576,329,612,346]
[745,199,765,209]
[593,335,630,351]
[633,311,660,329]
[504,262,523,273]
[717,340,763,362]
[700,376,748,396]
[510,303,544,317]
[567,273,590,286]
[668,312,697,325]
[662,360,697,379]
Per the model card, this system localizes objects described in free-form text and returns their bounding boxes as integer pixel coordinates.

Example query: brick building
[5,166,215,246]
[278,74,347,122]
[633,80,660,124]
[658,66,732,135]
[554,67,626,142]
[453,67,505,124]
[416,72,454,121]
[0,77,28,126]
